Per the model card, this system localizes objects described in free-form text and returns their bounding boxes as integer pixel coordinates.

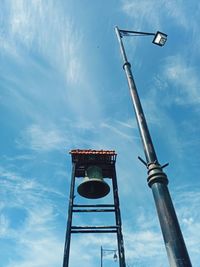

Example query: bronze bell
[77,165,110,199]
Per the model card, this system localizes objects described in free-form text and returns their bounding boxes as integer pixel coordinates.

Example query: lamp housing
[113,252,118,262]
[152,31,167,46]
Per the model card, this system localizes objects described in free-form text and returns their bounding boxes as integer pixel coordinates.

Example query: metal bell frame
[62,149,126,267]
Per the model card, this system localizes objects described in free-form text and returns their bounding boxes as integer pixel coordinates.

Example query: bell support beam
[71,230,117,234]
[73,209,116,212]
[112,166,126,267]
[73,204,115,208]
[71,226,118,229]
[63,162,76,267]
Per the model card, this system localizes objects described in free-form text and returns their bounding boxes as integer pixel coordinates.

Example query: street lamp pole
[101,246,103,267]
[101,246,118,267]
[115,26,192,267]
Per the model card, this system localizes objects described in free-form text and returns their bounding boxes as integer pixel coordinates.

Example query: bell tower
[62,149,126,267]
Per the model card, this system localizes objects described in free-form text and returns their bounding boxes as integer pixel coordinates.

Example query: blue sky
[0,0,200,266]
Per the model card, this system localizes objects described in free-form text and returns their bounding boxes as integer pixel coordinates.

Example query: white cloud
[122,0,161,29]
[15,116,141,155]
[0,214,10,237]
[116,119,137,129]
[172,187,200,262]
[0,166,64,211]
[17,124,67,152]
[163,55,200,105]
[0,166,65,267]
[101,122,134,141]
[0,0,83,85]
[0,1,105,136]
[125,230,164,259]
[6,215,64,267]
[122,0,199,32]
[15,121,100,153]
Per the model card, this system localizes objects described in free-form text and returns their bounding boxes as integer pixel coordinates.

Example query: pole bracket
[138,156,147,167]
[161,163,169,169]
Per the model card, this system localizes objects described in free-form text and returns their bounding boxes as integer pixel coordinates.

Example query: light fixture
[152,31,167,46]
[101,246,118,267]
[113,251,118,262]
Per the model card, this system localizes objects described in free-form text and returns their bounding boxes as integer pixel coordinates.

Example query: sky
[0,0,200,266]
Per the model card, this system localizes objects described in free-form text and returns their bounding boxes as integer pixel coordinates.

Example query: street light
[115,26,192,267]
[118,29,167,47]
[101,246,118,267]
[152,31,168,46]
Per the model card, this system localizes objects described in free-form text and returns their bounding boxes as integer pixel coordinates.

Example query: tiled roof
[70,149,117,155]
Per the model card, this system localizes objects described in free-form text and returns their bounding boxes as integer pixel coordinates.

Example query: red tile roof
[70,149,117,155]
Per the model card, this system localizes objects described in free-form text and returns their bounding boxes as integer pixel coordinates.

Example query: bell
[77,165,110,199]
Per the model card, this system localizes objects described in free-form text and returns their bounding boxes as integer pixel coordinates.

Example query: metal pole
[63,163,76,267]
[101,246,103,267]
[115,26,192,267]
[112,166,126,267]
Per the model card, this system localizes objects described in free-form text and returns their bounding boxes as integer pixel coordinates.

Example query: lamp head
[113,252,117,262]
[152,31,167,46]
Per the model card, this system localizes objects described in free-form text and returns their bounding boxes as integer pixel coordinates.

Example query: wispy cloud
[0,214,10,237]
[15,121,100,153]
[16,124,67,152]
[172,186,200,262]
[15,117,140,153]
[122,0,200,32]
[0,1,106,140]
[163,55,200,105]
[125,230,164,260]
[0,165,65,267]
[122,0,162,29]
[6,210,64,267]
[0,166,64,207]
[0,0,84,86]
[116,119,137,129]
[101,122,135,141]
